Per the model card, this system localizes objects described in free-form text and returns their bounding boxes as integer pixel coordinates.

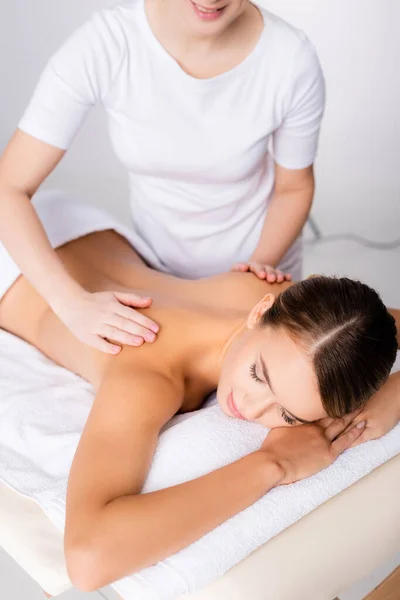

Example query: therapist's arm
[0,130,158,352]
[0,130,76,304]
[250,162,315,269]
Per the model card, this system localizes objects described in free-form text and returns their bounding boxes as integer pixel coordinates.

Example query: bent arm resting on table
[64,350,284,591]
[64,346,364,592]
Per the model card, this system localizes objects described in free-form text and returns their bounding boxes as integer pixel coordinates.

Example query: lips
[192,1,225,12]
[190,0,227,20]
[227,391,246,420]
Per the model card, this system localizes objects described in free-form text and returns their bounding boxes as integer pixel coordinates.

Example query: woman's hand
[55,290,159,354]
[342,373,400,448]
[259,413,365,485]
[231,261,292,283]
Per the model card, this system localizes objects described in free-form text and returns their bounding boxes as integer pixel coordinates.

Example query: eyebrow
[259,354,314,425]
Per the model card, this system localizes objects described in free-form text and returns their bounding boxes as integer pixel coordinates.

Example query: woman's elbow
[65,533,104,592]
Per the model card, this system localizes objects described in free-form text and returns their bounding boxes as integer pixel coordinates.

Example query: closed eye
[280,407,297,426]
[250,362,263,384]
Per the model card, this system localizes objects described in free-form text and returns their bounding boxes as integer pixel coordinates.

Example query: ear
[246,294,275,329]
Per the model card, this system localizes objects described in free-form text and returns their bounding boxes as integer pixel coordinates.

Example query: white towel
[0,328,399,600]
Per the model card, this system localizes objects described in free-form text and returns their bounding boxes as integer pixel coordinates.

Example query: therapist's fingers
[113,292,159,333]
[115,304,159,334]
[231,263,250,272]
[248,262,268,279]
[263,267,277,282]
[100,324,146,347]
[89,335,122,355]
[274,269,285,283]
[107,315,157,343]
[113,291,153,307]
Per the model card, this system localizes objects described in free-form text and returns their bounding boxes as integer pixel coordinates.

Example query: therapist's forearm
[250,185,314,268]
[0,185,84,309]
[67,451,283,591]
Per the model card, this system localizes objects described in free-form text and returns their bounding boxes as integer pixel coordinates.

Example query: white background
[0,0,399,233]
[0,2,399,599]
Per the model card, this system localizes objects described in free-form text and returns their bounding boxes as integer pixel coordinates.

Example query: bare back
[0,229,290,409]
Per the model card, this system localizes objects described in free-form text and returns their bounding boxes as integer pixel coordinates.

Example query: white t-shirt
[19,0,325,279]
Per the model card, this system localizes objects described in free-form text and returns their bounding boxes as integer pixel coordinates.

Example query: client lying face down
[218,276,398,428]
[0,222,398,591]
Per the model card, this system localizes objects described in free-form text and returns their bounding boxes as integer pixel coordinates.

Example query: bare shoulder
[195,272,293,312]
[101,343,185,426]
[66,354,185,523]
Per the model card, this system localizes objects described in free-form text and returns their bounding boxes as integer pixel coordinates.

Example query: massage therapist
[0,0,325,353]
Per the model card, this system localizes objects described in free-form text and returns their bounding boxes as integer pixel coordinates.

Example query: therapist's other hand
[231,262,292,283]
[259,412,365,485]
[342,375,400,448]
[56,290,159,354]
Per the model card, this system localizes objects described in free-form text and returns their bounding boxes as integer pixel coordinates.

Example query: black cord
[305,232,400,250]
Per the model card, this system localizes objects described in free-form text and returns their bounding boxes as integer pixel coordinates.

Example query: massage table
[1,451,399,600]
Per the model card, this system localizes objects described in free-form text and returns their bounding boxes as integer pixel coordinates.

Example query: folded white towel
[0,328,399,600]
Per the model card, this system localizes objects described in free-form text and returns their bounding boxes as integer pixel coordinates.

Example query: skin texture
[0,1,395,591]
[0,229,305,420]
[0,0,315,352]
[0,230,398,591]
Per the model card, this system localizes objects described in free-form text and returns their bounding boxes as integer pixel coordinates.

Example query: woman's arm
[64,349,363,592]
[249,163,315,270]
[63,350,282,590]
[0,130,76,304]
[0,131,158,351]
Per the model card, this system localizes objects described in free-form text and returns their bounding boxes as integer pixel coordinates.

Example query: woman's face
[175,0,249,37]
[217,295,327,428]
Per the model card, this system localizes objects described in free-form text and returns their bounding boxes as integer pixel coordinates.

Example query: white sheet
[0,328,399,600]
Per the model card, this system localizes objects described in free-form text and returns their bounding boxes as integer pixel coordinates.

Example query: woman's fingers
[231,263,249,272]
[249,263,267,279]
[323,408,364,441]
[115,304,159,333]
[113,291,152,307]
[113,292,159,333]
[348,429,370,449]
[330,421,366,457]
[107,315,157,342]
[232,263,292,283]
[101,324,145,347]
[90,335,122,355]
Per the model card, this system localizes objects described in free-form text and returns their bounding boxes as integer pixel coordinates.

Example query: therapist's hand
[231,261,292,283]
[56,290,159,354]
[342,374,400,448]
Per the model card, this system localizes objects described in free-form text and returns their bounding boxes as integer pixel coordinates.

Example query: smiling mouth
[190,0,227,17]
[227,391,246,420]
[192,2,225,11]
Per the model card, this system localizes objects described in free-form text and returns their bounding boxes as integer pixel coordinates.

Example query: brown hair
[260,276,398,418]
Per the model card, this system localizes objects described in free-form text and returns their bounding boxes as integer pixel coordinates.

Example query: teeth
[196,3,218,12]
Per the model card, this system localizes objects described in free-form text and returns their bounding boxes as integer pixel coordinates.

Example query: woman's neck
[183,307,247,388]
[144,0,263,78]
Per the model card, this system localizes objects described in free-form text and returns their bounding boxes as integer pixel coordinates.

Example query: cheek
[218,342,249,395]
